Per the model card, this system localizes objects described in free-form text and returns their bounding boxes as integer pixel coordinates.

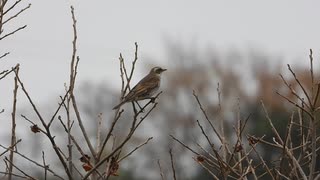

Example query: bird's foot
[137,102,145,112]
[150,97,156,103]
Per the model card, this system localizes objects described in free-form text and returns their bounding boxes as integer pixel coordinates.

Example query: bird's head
[150,66,167,75]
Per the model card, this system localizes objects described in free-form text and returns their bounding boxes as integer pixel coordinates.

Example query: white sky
[1,0,320,113]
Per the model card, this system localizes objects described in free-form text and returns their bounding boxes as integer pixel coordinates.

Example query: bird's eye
[155,68,161,73]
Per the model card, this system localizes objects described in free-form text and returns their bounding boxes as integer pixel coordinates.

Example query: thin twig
[69,6,96,160]
[21,114,47,135]
[0,64,18,81]
[96,113,102,154]
[276,92,312,118]
[261,101,284,144]
[3,0,22,15]
[157,159,165,180]
[0,143,64,179]
[193,90,224,143]
[122,42,139,94]
[170,135,199,155]
[84,101,159,179]
[216,83,226,159]
[58,116,85,157]
[0,171,28,179]
[48,90,69,128]
[0,139,21,157]
[309,117,317,180]
[0,25,26,40]
[8,66,19,180]
[169,148,177,180]
[42,151,48,180]
[279,74,311,110]
[97,109,124,160]
[14,71,72,179]
[61,86,74,176]
[250,144,275,179]
[118,137,153,162]
[196,119,215,151]
[5,157,36,180]
[313,83,320,107]
[309,49,314,102]
[3,3,31,25]
[287,64,312,107]
[279,112,294,176]
[0,52,9,59]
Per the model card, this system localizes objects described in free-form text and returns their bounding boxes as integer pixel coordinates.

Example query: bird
[113,66,167,110]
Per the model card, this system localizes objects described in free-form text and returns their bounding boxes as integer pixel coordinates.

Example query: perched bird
[113,66,167,110]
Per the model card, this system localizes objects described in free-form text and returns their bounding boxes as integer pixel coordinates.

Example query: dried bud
[107,157,120,176]
[248,136,259,145]
[235,143,243,152]
[30,125,40,133]
[196,155,205,163]
[82,163,92,172]
[109,163,119,176]
[80,154,90,163]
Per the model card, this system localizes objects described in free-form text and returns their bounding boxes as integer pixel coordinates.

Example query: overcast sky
[1,0,320,113]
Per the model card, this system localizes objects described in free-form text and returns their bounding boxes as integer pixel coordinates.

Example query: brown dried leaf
[30,125,40,133]
[82,163,92,172]
[248,136,259,145]
[196,155,205,163]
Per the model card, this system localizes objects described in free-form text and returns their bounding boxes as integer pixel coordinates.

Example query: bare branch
[3,0,22,15]
[279,74,311,110]
[14,71,72,179]
[309,49,314,102]
[68,6,96,161]
[157,159,165,180]
[58,116,86,158]
[0,64,18,81]
[8,65,19,180]
[287,64,312,107]
[97,109,124,160]
[5,157,36,180]
[47,90,69,128]
[262,100,284,145]
[170,135,200,156]
[0,25,26,40]
[42,151,48,180]
[3,3,31,25]
[193,90,224,144]
[118,137,153,163]
[169,148,177,180]
[84,101,159,179]
[0,171,28,179]
[96,113,103,155]
[196,119,215,151]
[0,142,64,179]
[0,139,21,157]
[0,51,9,59]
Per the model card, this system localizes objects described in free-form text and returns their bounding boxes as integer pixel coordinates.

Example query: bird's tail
[112,101,125,110]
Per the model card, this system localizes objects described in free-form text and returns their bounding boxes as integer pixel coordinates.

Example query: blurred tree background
[52,40,318,179]
[2,41,319,179]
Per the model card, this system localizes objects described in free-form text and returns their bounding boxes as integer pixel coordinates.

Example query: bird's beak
[162,68,167,72]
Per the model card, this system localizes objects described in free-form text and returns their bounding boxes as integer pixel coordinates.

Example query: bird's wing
[124,75,160,101]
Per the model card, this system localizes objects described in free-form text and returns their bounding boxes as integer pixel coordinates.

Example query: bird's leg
[131,101,138,114]
[145,97,156,103]
[150,97,156,103]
